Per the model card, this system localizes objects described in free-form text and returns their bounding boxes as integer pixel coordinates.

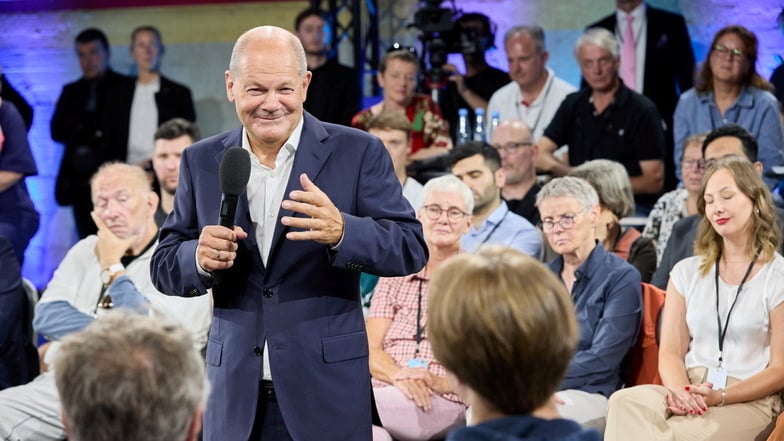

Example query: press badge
[706,365,728,389]
[407,358,428,369]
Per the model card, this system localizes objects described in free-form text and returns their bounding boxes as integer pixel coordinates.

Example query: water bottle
[457,108,471,145]
[473,108,486,142]
[489,111,501,141]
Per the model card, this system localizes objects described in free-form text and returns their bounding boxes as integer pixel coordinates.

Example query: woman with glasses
[673,25,783,190]
[367,175,471,441]
[606,157,784,441]
[351,49,452,163]
[534,176,641,435]
[643,134,707,263]
[569,159,657,283]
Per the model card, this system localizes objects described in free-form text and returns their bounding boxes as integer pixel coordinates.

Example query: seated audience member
[367,175,471,440]
[605,157,784,441]
[486,25,576,141]
[770,8,784,108]
[54,311,208,441]
[537,28,665,212]
[535,176,642,432]
[0,89,39,264]
[642,134,706,263]
[0,235,37,390]
[673,25,783,189]
[366,111,424,209]
[650,124,782,289]
[449,141,542,257]
[570,159,657,283]
[295,7,361,126]
[104,25,196,170]
[352,49,452,162]
[151,117,199,225]
[427,246,600,441]
[0,163,211,441]
[492,120,542,225]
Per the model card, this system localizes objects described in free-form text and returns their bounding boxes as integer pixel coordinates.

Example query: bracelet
[717,389,727,407]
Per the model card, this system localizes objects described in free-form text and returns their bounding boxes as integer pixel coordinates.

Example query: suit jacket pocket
[322,331,368,363]
[206,337,223,367]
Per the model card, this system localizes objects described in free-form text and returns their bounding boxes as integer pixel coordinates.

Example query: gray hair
[54,311,209,441]
[535,176,599,210]
[575,27,619,60]
[505,25,546,54]
[421,174,474,214]
[569,159,634,219]
[229,26,307,78]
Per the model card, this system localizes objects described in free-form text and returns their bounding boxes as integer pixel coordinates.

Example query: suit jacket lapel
[268,113,332,266]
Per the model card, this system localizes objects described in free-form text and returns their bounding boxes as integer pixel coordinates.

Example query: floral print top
[351,93,452,153]
[642,188,689,264]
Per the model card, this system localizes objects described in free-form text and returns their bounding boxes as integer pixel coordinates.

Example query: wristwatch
[100,263,125,286]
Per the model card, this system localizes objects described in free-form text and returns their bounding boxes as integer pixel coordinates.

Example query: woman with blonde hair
[605,157,784,441]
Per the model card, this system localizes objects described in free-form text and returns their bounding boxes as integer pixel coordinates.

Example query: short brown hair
[365,111,411,139]
[427,245,578,415]
[378,49,419,74]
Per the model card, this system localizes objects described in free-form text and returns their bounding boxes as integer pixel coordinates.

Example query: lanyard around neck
[713,254,757,367]
[414,278,425,358]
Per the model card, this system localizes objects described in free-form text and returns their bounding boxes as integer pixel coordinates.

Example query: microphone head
[219,147,251,196]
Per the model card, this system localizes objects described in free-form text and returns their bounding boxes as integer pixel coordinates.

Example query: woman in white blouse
[605,157,784,441]
[642,134,706,263]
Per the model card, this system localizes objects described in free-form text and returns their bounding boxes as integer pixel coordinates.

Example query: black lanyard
[413,278,425,359]
[515,74,554,136]
[714,255,756,367]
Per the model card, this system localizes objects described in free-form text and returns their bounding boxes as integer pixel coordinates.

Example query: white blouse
[672,254,784,380]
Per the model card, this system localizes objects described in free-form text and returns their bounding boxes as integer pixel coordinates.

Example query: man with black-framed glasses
[493,119,542,225]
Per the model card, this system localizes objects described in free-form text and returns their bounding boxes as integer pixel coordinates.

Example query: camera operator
[440,13,510,143]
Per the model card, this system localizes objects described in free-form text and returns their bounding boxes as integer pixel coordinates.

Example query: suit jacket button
[189,289,200,297]
[253,346,263,356]
[263,289,273,298]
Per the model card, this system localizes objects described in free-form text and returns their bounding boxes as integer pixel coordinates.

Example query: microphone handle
[218,194,239,228]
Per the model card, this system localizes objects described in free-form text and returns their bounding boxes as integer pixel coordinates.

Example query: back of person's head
[428,245,578,415]
[569,159,634,219]
[365,111,411,137]
[575,27,619,60]
[702,123,758,162]
[421,174,474,213]
[448,141,502,172]
[294,7,326,30]
[154,117,201,142]
[53,311,208,441]
[75,28,109,53]
[695,157,781,275]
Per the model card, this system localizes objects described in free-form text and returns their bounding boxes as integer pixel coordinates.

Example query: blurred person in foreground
[54,311,208,441]
[427,245,599,441]
[605,157,784,441]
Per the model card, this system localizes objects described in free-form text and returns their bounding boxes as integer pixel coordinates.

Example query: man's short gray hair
[54,311,209,441]
[421,174,474,214]
[535,176,599,210]
[229,26,307,78]
[569,159,635,219]
[575,27,619,60]
[504,25,546,54]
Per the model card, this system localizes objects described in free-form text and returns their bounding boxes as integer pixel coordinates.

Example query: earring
[756,208,761,215]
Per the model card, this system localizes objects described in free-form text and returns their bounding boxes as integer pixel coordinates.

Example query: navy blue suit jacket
[151,113,428,441]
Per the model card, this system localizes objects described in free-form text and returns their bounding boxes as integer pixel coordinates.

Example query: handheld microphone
[218,147,251,228]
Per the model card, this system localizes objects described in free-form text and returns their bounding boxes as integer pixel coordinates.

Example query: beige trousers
[605,367,781,441]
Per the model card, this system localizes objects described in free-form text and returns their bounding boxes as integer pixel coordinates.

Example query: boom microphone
[218,147,251,228]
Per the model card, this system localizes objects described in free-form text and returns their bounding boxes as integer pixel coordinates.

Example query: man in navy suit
[588,0,695,192]
[150,26,428,441]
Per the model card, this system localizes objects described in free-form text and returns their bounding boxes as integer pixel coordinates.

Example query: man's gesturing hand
[281,173,344,246]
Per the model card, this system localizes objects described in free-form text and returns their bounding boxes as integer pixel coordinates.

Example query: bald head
[229,26,307,78]
[492,120,537,187]
[493,120,533,145]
